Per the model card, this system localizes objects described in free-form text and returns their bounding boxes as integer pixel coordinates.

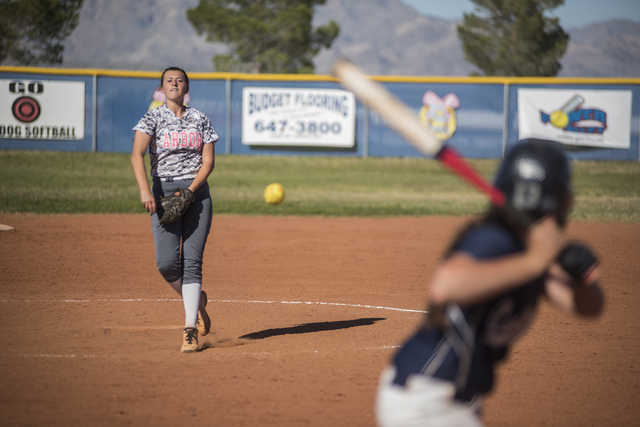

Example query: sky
[400,0,640,28]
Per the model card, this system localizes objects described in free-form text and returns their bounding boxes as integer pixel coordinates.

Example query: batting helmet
[494,139,573,227]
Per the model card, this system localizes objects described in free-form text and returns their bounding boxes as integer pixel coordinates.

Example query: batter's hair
[159,66,190,91]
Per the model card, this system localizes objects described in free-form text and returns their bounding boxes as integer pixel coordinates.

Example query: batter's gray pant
[151,178,212,285]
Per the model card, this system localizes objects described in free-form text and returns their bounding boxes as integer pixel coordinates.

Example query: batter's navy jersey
[133,105,219,179]
[391,223,545,402]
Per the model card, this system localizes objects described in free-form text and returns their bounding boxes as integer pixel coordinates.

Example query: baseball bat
[332,59,506,208]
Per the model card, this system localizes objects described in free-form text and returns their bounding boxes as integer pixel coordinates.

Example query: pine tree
[457,0,569,76]
[187,0,339,74]
[0,0,84,66]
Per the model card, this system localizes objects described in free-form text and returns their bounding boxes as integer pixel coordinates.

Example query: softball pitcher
[376,139,605,426]
[131,66,218,353]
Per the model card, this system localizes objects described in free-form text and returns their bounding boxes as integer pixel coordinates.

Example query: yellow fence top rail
[1,66,639,85]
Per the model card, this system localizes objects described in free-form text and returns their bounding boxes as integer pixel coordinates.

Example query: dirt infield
[0,214,638,427]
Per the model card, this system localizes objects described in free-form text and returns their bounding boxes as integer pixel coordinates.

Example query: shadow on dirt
[238,317,386,340]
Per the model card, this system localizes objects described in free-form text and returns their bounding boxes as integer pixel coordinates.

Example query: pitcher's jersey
[133,104,219,179]
[391,223,545,402]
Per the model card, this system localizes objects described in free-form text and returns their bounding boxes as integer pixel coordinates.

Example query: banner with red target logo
[0,79,85,140]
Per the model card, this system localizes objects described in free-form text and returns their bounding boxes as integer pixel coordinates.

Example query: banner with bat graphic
[517,88,632,149]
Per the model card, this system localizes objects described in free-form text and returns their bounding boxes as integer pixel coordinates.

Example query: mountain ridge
[57,0,640,78]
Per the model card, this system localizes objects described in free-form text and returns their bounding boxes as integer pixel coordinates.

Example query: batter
[376,139,605,426]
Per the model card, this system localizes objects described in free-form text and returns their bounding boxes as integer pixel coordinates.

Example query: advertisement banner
[0,79,85,140]
[242,87,355,147]
[517,88,632,149]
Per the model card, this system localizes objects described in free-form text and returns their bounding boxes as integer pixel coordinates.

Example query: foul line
[3,299,423,359]
[15,354,96,359]
[8,345,402,360]
[0,298,427,313]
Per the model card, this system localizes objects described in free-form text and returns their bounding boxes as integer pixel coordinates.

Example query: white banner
[242,87,355,147]
[0,79,85,140]
[517,89,632,149]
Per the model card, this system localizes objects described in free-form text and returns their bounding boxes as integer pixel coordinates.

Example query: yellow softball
[550,110,569,128]
[264,183,285,205]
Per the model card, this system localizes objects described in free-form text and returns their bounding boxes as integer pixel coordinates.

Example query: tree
[457,0,569,77]
[0,0,84,66]
[187,0,339,74]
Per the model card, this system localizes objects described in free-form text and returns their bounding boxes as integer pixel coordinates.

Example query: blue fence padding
[367,82,505,158]
[1,69,638,161]
[97,76,155,153]
[96,77,229,154]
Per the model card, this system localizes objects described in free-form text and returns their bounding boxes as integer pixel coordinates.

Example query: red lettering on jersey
[181,132,188,147]
[197,133,202,148]
[163,133,170,148]
[171,132,179,147]
[188,132,196,147]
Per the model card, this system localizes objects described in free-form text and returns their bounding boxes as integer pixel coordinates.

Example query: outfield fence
[1,66,638,161]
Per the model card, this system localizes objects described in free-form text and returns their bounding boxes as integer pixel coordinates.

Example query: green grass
[0,150,638,222]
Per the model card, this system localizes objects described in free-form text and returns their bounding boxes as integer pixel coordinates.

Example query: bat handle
[436,146,506,208]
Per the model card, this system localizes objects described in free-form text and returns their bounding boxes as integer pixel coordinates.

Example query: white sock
[182,282,202,328]
[167,277,183,296]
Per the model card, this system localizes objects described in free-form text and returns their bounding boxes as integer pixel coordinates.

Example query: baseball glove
[157,188,196,225]
[557,241,599,283]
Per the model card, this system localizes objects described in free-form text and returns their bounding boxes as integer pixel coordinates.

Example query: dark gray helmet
[494,139,573,226]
